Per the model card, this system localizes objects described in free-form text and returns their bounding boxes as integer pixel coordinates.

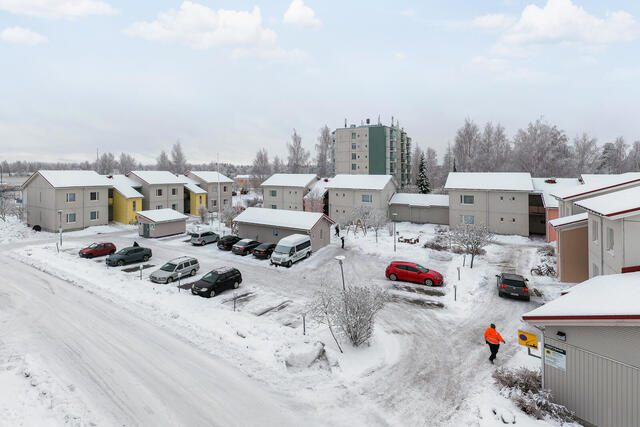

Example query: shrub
[423,236,449,251]
[537,245,555,257]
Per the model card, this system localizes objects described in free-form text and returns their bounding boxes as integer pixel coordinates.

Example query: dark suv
[106,246,152,267]
[253,243,276,259]
[217,235,241,251]
[232,239,261,256]
[191,267,242,298]
[496,273,530,301]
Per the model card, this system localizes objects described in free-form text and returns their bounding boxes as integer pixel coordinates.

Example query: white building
[261,174,319,211]
[326,174,397,224]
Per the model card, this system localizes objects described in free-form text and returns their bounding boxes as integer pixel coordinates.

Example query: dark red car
[79,242,116,258]
[385,261,443,286]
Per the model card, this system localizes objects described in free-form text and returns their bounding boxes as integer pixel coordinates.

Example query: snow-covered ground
[1,219,580,426]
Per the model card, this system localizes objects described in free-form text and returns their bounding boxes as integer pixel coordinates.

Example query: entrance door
[143,223,150,238]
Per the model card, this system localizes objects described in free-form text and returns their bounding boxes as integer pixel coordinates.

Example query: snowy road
[0,257,299,426]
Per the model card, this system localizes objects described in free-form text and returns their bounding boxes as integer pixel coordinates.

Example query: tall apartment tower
[333,118,411,187]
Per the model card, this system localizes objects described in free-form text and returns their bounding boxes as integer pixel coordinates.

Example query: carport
[137,208,188,238]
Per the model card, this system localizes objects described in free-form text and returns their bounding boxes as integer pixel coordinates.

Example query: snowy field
[0,217,581,426]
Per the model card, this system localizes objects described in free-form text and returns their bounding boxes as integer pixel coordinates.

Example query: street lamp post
[392,213,398,252]
[334,255,346,290]
[57,210,63,247]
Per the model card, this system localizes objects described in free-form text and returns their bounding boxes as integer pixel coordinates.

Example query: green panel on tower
[369,126,387,174]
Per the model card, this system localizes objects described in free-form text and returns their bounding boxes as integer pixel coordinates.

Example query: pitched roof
[260,174,318,188]
[523,272,640,326]
[444,172,533,192]
[531,178,581,208]
[187,171,234,184]
[136,208,188,223]
[23,170,112,189]
[389,193,449,207]
[175,175,207,194]
[552,172,640,200]
[548,212,588,228]
[304,178,332,200]
[128,171,184,185]
[108,175,144,199]
[233,207,334,230]
[574,186,640,220]
[326,174,395,190]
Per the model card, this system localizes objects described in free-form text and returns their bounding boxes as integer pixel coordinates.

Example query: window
[156,189,163,197]
[460,195,474,205]
[352,164,356,170]
[500,196,503,200]
[90,211,99,220]
[351,132,356,139]
[362,194,372,202]
[352,153,356,160]
[171,204,177,210]
[132,201,136,211]
[591,220,599,242]
[351,143,356,149]
[271,190,277,197]
[171,188,177,196]
[606,227,614,251]
[90,191,99,201]
[66,193,76,202]
[223,199,228,205]
[460,215,474,225]
[212,200,217,207]
[66,213,76,223]
[272,205,277,209]
[156,205,163,210]
[500,218,504,222]
[223,186,227,192]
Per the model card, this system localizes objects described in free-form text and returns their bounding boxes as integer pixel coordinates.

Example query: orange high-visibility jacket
[484,328,505,344]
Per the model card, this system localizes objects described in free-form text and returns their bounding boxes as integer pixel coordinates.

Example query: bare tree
[450,224,494,268]
[453,118,480,172]
[156,150,172,170]
[220,206,239,228]
[625,141,640,171]
[171,141,188,175]
[424,147,439,190]
[367,210,388,243]
[0,195,11,221]
[571,133,599,174]
[95,152,117,175]
[309,284,344,353]
[315,125,332,177]
[287,129,310,173]
[475,122,511,172]
[251,148,271,187]
[119,153,137,174]
[598,137,627,174]
[272,155,285,173]
[410,144,424,185]
[333,285,387,347]
[512,119,570,177]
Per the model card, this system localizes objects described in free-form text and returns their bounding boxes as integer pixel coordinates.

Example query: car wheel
[190,269,196,276]
[87,254,94,259]
[110,250,115,255]
[389,274,397,281]
[306,251,311,258]
[209,290,216,298]
[167,277,173,283]
[424,279,433,286]
[498,291,504,298]
[286,261,292,268]
[524,296,531,302]
[201,241,206,246]
[233,281,239,289]
[143,255,149,262]
[118,260,125,267]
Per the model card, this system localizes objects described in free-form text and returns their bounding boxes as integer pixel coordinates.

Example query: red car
[385,261,443,286]
[79,242,116,258]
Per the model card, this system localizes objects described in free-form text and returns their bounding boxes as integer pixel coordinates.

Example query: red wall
[546,207,559,242]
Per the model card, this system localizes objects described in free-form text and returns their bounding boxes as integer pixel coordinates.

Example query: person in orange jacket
[484,323,505,364]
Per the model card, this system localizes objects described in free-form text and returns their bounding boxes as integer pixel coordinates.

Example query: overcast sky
[1,0,640,165]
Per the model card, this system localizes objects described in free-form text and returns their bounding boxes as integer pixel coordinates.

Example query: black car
[106,246,152,266]
[191,267,242,298]
[232,239,261,256]
[252,243,276,259]
[496,273,530,301]
[217,235,241,250]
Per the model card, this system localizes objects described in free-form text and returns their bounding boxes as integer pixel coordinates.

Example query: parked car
[190,231,219,246]
[270,234,312,268]
[79,242,116,258]
[252,243,276,259]
[150,256,200,284]
[106,246,152,266]
[217,235,241,250]
[232,239,261,256]
[191,267,242,298]
[385,261,444,286]
[496,273,530,301]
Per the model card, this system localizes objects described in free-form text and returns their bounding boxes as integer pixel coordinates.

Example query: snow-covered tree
[309,284,344,353]
[475,122,511,172]
[315,125,332,177]
[251,148,271,187]
[0,194,11,221]
[156,150,171,170]
[416,153,430,194]
[410,144,424,185]
[170,141,188,175]
[287,129,310,173]
[453,118,480,172]
[598,137,627,174]
[198,204,208,223]
[118,153,137,174]
[625,141,640,172]
[450,224,494,268]
[95,152,117,175]
[272,155,285,173]
[571,133,599,174]
[424,147,439,189]
[512,119,570,178]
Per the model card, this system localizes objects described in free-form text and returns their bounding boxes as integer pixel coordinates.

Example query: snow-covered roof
[260,174,318,188]
[24,170,112,189]
[136,208,188,223]
[579,173,640,185]
[235,174,253,179]
[108,175,144,199]
[548,212,588,228]
[304,178,332,199]
[187,171,233,184]
[128,171,184,185]
[326,174,395,191]
[444,172,533,192]
[552,172,640,200]
[389,193,449,207]
[523,272,640,326]
[233,207,334,230]
[531,178,581,208]
[175,175,207,194]
[574,186,640,219]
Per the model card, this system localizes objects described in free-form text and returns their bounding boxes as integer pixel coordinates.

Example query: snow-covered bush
[537,245,555,257]
[493,367,574,423]
[449,224,494,268]
[423,236,449,251]
[198,205,208,223]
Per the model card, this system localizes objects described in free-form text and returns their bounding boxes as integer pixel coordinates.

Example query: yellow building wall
[113,192,142,224]
[190,192,207,215]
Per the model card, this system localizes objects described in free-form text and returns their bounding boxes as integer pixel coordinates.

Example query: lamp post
[334,255,346,290]
[57,210,63,247]
[392,213,398,252]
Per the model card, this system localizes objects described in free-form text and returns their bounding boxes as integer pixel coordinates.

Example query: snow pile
[283,342,328,370]
[0,216,45,243]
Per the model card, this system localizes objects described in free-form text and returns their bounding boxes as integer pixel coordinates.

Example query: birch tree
[315,125,332,177]
[170,141,188,174]
[287,129,310,173]
[411,145,424,185]
[118,153,137,174]
[625,141,640,172]
[272,155,285,173]
[598,137,627,174]
[95,152,117,175]
[571,133,599,174]
[251,148,271,186]
[453,118,480,172]
[156,150,172,170]
[450,224,494,268]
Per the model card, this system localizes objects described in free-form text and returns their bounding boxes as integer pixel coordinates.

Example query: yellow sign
[518,330,538,349]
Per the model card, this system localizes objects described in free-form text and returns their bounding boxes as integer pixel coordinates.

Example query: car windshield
[87,243,99,249]
[415,265,429,273]
[503,278,525,287]
[274,244,292,255]
[201,272,219,283]
[117,249,130,255]
[160,263,176,272]
[236,241,249,247]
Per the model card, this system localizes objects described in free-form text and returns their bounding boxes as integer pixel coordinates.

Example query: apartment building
[22,170,111,231]
[261,174,319,211]
[326,174,397,224]
[186,171,233,212]
[107,174,143,225]
[445,172,534,236]
[531,178,581,242]
[176,174,207,215]
[333,118,412,188]
[127,171,185,213]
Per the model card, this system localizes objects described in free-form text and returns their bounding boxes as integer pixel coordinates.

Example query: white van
[270,234,312,268]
